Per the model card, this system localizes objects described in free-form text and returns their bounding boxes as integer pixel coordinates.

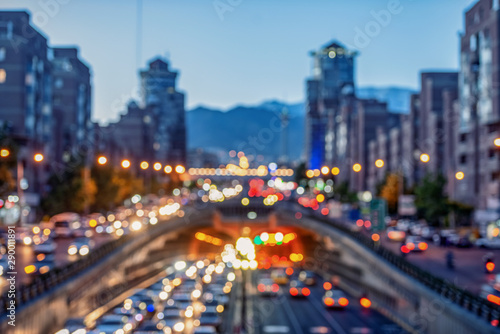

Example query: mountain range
[186,86,416,163]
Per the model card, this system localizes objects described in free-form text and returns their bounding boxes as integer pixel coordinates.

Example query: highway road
[247,270,407,334]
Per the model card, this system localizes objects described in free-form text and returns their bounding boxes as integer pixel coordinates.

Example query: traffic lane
[1,233,113,292]
[286,277,406,334]
[249,273,304,334]
[380,235,499,293]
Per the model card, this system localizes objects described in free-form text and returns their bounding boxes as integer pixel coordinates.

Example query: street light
[153,162,162,171]
[331,167,340,176]
[420,153,430,163]
[306,170,314,178]
[353,163,362,173]
[321,166,330,175]
[495,138,500,147]
[455,171,465,180]
[375,159,384,168]
[97,156,107,165]
[140,161,149,170]
[121,159,131,169]
[175,165,186,174]
[0,149,10,158]
[34,153,44,162]
[164,165,172,174]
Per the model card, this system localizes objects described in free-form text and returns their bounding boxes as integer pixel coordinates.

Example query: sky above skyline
[3,0,476,124]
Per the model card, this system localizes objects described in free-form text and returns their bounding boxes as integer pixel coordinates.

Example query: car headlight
[79,246,89,256]
[68,246,78,255]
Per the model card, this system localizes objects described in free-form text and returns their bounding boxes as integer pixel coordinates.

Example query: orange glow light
[286,268,294,276]
[353,163,362,173]
[97,156,107,165]
[488,294,500,305]
[0,149,9,158]
[34,153,44,162]
[360,297,372,308]
[121,159,131,169]
[324,297,334,306]
[338,297,349,306]
[323,282,332,290]
[372,234,380,242]
[487,262,495,272]
[153,162,162,171]
[140,161,149,170]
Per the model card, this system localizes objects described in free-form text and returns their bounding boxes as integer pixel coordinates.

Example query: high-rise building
[0,11,53,197]
[52,47,92,164]
[305,41,357,170]
[140,58,186,165]
[455,0,500,212]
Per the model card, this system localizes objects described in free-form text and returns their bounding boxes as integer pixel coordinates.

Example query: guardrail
[0,208,212,317]
[282,203,500,325]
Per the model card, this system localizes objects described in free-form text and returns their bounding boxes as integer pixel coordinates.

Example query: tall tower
[140,58,186,165]
[305,40,357,170]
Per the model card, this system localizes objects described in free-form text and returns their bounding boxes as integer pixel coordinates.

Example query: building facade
[305,41,357,171]
[140,58,186,165]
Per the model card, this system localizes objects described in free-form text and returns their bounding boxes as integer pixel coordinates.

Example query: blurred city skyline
[2,0,475,123]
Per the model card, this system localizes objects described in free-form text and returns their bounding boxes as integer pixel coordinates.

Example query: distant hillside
[357,86,416,113]
[187,101,305,163]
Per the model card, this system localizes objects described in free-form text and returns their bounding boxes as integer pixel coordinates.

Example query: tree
[379,173,400,214]
[414,173,449,226]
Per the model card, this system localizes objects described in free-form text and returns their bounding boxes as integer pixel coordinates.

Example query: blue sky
[2,0,476,123]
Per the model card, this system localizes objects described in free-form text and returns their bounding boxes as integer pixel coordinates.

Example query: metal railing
[280,203,500,324]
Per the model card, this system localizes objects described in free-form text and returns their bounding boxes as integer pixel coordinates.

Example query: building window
[0,48,5,62]
[460,155,467,164]
[0,69,5,84]
[489,149,496,158]
[460,133,467,142]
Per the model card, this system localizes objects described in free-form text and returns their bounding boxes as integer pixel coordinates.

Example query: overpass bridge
[0,201,499,334]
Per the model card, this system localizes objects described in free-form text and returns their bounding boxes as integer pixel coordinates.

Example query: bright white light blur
[174,261,187,271]
[275,232,284,242]
[159,291,168,300]
[55,329,69,334]
[196,260,204,269]
[233,259,242,269]
[72,330,86,334]
[192,289,201,299]
[249,260,258,270]
[297,187,305,195]
[241,260,250,270]
[95,226,104,233]
[173,322,185,332]
[131,221,142,231]
[115,330,124,334]
[150,217,158,225]
[227,272,235,281]
[157,312,164,320]
[113,220,122,229]
[136,209,144,217]
[105,226,114,234]
[116,228,124,237]
[215,266,224,274]
[68,246,77,255]
[203,275,212,283]
[23,236,32,245]
[131,194,141,204]
[79,246,89,256]
[202,183,210,191]
[173,188,181,196]
[135,313,143,322]
[260,232,269,242]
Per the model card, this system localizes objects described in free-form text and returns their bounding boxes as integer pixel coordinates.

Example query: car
[323,289,349,309]
[194,326,218,333]
[456,236,473,248]
[476,238,500,249]
[68,238,95,256]
[257,278,279,296]
[171,293,192,310]
[198,311,222,328]
[271,269,289,285]
[289,280,311,298]
[33,239,57,254]
[95,314,129,334]
[404,236,428,252]
[298,270,316,285]
[387,227,406,242]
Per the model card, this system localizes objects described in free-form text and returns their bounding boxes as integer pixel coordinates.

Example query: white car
[476,238,500,249]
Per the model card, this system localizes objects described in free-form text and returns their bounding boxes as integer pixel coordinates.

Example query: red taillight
[258,284,265,292]
[271,284,279,293]
[487,294,500,305]
[418,242,428,250]
[487,262,495,272]
[290,287,298,296]
[401,245,410,254]
[360,297,372,308]
[286,268,294,276]
[324,297,334,306]
[302,288,310,296]
[323,282,332,290]
[338,297,349,306]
